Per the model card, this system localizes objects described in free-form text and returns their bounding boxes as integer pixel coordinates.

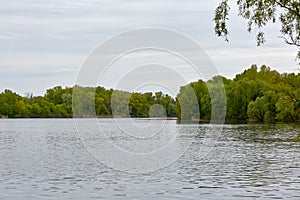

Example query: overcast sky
[0,0,298,96]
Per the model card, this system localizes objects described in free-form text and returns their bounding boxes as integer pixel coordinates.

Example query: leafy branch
[214,0,300,64]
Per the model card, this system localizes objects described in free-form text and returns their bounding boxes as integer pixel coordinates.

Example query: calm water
[0,119,300,199]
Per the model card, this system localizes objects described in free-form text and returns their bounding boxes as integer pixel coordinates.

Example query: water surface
[0,119,300,199]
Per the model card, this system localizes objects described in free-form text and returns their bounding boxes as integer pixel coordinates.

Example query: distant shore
[1,65,300,122]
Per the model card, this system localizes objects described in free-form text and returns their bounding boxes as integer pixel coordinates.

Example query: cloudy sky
[0,0,298,96]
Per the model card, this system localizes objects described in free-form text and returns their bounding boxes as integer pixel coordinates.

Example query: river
[0,119,300,199]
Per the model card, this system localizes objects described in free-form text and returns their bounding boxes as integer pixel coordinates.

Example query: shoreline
[1,117,299,125]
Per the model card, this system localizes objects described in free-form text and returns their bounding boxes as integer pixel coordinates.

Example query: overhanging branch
[279,36,300,47]
[274,0,300,18]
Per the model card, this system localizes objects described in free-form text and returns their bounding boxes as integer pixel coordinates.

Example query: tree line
[0,86,176,118]
[1,65,300,122]
[179,65,300,122]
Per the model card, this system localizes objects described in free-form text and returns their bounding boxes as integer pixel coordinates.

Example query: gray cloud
[0,0,298,95]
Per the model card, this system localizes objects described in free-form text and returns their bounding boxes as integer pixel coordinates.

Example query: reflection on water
[0,119,300,199]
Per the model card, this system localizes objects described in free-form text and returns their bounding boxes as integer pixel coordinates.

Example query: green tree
[0,90,23,117]
[111,90,131,117]
[248,96,269,122]
[226,79,261,120]
[276,95,300,121]
[129,93,149,117]
[207,76,227,123]
[161,94,177,117]
[72,87,96,117]
[214,0,300,62]
[30,103,42,117]
[191,80,211,120]
[176,85,199,121]
[46,86,64,104]
[95,97,110,116]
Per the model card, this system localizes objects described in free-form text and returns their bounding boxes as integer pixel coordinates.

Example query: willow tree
[214,0,300,63]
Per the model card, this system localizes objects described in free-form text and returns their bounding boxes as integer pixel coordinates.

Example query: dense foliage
[1,65,300,122]
[0,86,176,118]
[0,86,73,118]
[179,65,300,122]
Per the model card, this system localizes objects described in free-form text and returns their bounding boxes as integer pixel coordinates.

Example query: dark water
[0,119,300,199]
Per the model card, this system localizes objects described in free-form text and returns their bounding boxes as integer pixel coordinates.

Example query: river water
[0,119,300,199]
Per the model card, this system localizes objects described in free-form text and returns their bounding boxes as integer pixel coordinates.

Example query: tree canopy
[1,65,300,122]
[214,0,300,63]
[177,64,300,122]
